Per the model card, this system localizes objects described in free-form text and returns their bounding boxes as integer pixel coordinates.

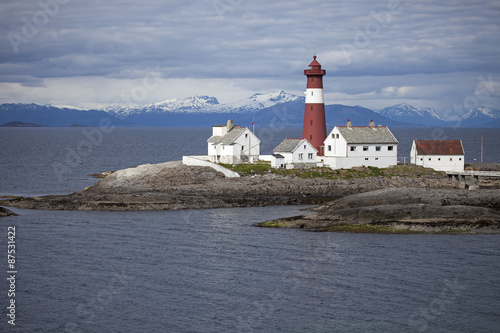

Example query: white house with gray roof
[207,120,260,164]
[271,138,317,169]
[322,120,398,169]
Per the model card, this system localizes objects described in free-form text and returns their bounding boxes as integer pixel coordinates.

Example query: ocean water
[0,126,500,332]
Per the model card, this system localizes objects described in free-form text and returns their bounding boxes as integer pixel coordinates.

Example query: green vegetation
[258,220,288,228]
[219,162,446,180]
[219,162,272,175]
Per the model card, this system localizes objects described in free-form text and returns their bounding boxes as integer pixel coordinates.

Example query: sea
[0,126,499,332]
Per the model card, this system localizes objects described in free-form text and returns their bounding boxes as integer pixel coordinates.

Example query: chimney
[346,119,352,129]
[227,119,234,132]
[369,119,375,128]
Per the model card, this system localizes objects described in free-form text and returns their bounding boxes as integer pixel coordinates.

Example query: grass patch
[219,162,446,180]
[219,162,272,175]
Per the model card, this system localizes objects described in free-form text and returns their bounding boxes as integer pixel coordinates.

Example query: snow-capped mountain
[104,95,220,116]
[460,105,500,120]
[104,90,303,117]
[378,103,446,126]
[219,90,303,112]
[458,105,500,127]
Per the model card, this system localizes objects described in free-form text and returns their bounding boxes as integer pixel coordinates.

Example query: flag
[252,118,255,133]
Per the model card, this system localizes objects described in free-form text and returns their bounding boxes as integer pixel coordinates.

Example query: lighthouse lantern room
[302,55,327,155]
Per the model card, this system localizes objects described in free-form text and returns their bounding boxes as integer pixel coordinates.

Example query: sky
[1,0,500,118]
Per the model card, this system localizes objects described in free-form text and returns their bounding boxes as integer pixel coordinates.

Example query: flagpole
[481,134,483,163]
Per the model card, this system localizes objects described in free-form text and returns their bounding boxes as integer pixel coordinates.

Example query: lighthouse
[302,55,326,155]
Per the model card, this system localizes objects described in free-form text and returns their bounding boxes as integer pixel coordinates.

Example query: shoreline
[2,161,500,234]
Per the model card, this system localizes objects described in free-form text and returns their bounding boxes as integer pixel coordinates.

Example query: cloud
[0,0,499,112]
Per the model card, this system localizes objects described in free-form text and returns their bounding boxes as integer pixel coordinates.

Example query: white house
[410,140,464,172]
[322,120,398,169]
[207,120,261,164]
[271,138,317,169]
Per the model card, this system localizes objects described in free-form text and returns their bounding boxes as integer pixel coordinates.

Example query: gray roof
[337,126,398,144]
[208,127,247,145]
[273,138,303,153]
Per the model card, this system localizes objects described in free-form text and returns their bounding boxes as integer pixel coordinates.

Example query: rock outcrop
[256,188,500,234]
[3,161,458,211]
[0,207,16,217]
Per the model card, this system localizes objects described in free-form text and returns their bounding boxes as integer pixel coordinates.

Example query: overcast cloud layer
[1,0,499,116]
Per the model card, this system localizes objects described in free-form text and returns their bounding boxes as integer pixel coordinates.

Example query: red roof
[414,140,464,155]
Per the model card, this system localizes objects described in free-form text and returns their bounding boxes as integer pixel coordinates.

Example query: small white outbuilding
[410,140,464,172]
[271,138,317,169]
[207,120,260,164]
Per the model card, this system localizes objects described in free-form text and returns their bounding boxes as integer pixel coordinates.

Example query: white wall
[291,140,317,165]
[324,127,347,157]
[234,128,260,159]
[413,154,464,172]
[270,156,284,168]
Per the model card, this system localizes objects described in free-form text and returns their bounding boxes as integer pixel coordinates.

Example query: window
[310,135,312,140]
[311,105,313,110]
[308,153,314,159]
[420,158,423,161]
[331,134,335,138]
[363,146,369,151]
[429,158,432,161]
[304,145,307,149]
[336,134,339,138]
[242,146,244,151]
[459,158,462,161]
[328,145,331,151]
[365,158,369,160]
[438,158,441,161]
[450,158,453,161]
[245,134,248,138]
[310,120,313,125]
[311,91,314,96]
[298,153,303,160]
[350,146,356,151]
[375,158,379,160]
[388,146,393,151]
[376,146,381,151]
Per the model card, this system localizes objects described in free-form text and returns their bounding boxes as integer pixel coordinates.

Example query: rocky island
[2,161,499,233]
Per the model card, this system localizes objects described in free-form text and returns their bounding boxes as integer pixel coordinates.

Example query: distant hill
[326,104,415,128]
[2,93,499,128]
[0,103,131,127]
[0,121,49,127]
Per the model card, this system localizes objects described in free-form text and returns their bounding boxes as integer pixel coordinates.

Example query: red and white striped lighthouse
[302,55,327,155]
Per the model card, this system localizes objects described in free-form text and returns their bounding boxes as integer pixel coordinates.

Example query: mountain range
[1,91,499,128]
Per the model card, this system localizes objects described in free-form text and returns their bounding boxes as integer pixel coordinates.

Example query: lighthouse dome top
[308,55,321,68]
[305,55,326,76]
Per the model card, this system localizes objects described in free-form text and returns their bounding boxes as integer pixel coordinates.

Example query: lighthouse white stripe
[305,88,324,104]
